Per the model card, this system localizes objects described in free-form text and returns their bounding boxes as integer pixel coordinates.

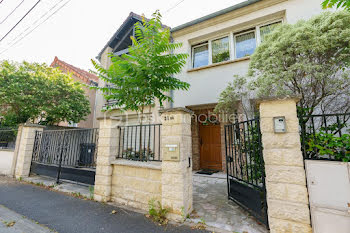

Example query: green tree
[92,11,189,159]
[0,60,90,126]
[322,0,350,11]
[216,11,350,117]
[215,75,256,118]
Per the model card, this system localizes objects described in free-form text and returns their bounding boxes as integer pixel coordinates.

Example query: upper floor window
[235,31,256,59]
[259,21,282,42]
[191,20,282,68]
[193,43,209,68]
[212,36,230,64]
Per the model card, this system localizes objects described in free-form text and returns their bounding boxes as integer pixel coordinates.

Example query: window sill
[111,159,161,170]
[188,56,250,72]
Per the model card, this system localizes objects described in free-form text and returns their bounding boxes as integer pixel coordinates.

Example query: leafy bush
[148,199,170,225]
[307,130,350,162]
[122,148,154,161]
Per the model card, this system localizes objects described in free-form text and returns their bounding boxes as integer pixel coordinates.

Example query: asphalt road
[0,177,207,233]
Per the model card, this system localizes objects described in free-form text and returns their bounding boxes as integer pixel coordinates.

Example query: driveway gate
[30,128,98,185]
[224,118,268,226]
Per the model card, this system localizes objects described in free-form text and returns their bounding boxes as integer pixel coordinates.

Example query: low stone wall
[111,160,162,211]
[94,108,193,221]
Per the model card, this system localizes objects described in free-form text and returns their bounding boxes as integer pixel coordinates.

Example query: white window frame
[190,18,284,69]
[191,43,209,68]
[234,29,257,59]
[256,19,283,45]
[210,35,231,64]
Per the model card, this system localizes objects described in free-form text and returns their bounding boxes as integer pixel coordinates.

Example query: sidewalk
[0,204,54,233]
[0,176,207,233]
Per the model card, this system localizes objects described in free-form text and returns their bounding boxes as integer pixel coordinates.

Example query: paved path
[0,176,206,233]
[192,173,268,233]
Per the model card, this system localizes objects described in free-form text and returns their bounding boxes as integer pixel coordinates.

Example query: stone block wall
[190,117,200,170]
[259,97,311,233]
[111,161,162,211]
[94,118,119,202]
[94,108,193,222]
[160,108,193,221]
[12,124,44,178]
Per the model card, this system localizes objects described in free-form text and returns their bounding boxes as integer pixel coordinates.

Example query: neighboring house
[51,56,99,128]
[95,0,324,171]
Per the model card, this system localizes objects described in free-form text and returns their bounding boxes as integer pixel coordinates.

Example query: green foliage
[322,0,350,11]
[0,60,90,126]
[212,51,230,64]
[92,10,189,114]
[71,192,83,198]
[148,199,170,225]
[214,75,256,118]
[122,147,154,161]
[307,130,350,162]
[89,186,94,199]
[215,75,246,114]
[248,11,350,115]
[243,123,264,182]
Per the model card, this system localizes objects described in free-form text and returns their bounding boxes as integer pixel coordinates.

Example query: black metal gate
[31,128,98,185]
[224,118,268,226]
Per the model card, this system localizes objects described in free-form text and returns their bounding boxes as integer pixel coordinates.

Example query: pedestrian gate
[30,128,98,185]
[224,118,268,226]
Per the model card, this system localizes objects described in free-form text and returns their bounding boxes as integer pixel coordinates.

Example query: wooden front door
[199,124,222,171]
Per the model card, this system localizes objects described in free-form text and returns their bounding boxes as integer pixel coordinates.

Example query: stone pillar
[14,124,44,178]
[160,108,193,222]
[94,117,120,202]
[259,97,311,233]
[10,124,23,177]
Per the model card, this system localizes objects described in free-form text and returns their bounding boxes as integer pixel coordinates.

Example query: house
[51,56,99,128]
[95,0,324,171]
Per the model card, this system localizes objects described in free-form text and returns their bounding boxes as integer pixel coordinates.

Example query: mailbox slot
[163,143,180,161]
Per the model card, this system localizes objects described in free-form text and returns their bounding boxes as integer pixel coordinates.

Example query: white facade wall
[172,0,324,107]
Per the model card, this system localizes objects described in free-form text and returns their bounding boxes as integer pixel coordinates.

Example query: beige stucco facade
[95,0,324,114]
[94,0,324,172]
[171,0,323,108]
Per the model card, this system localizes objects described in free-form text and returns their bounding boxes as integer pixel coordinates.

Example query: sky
[0,0,246,71]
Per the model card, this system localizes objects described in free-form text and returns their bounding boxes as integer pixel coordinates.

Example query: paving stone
[191,172,268,233]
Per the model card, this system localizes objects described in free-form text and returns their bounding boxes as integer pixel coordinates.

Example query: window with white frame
[259,21,282,42]
[192,43,209,68]
[191,20,282,68]
[235,30,256,59]
[211,36,230,64]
